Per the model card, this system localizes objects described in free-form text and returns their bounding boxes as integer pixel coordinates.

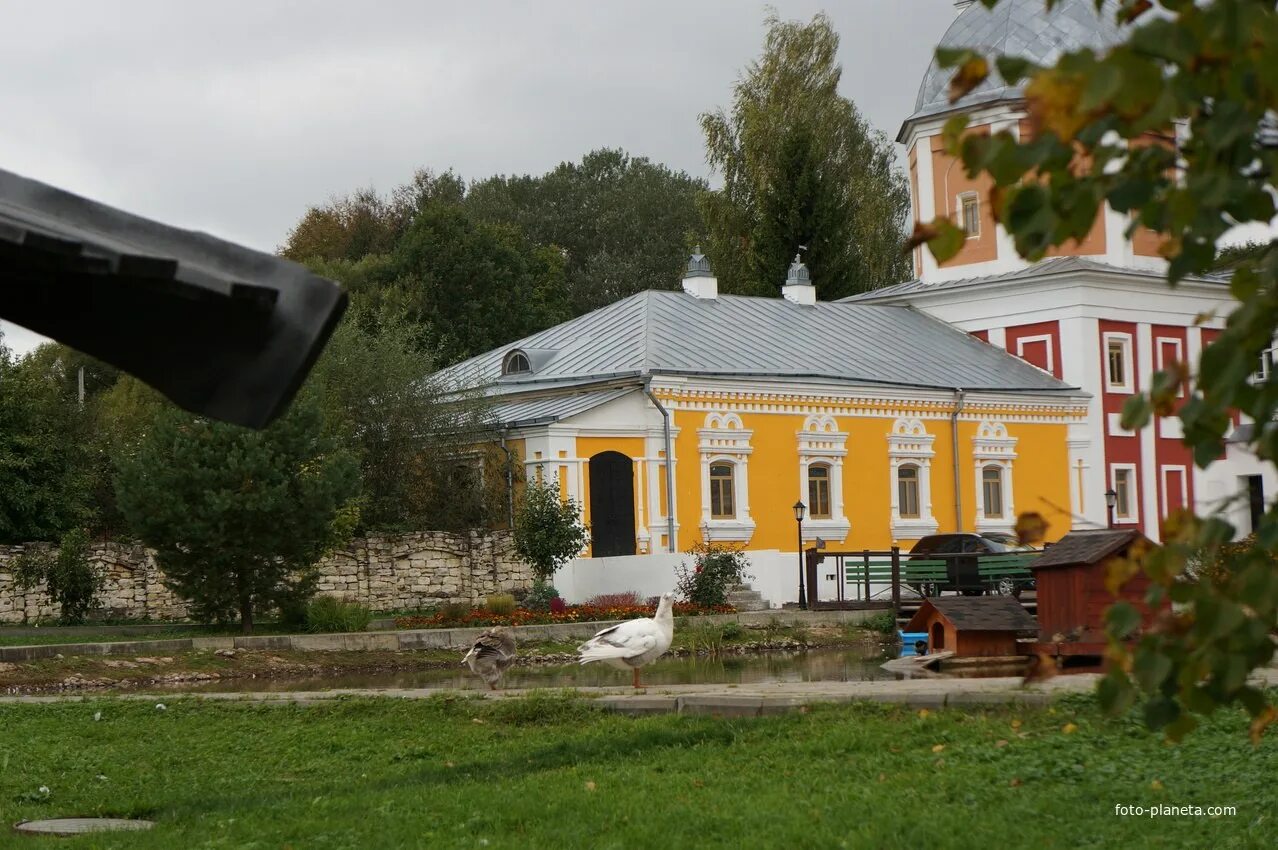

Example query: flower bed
[394,602,735,630]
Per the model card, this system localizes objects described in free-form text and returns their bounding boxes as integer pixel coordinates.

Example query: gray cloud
[0,0,958,354]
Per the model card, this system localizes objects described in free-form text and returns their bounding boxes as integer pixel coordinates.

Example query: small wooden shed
[1030,528,1160,656]
[904,596,1038,657]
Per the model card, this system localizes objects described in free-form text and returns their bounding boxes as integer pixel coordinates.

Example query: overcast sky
[0,0,962,355]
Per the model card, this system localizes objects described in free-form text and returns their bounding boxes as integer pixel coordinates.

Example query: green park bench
[976,552,1039,596]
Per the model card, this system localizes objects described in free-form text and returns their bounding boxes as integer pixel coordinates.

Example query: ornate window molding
[888,418,938,538]
[797,414,850,541]
[698,412,754,541]
[973,420,1018,534]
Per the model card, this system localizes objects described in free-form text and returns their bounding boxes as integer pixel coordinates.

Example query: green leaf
[995,55,1038,86]
[1143,696,1180,730]
[924,218,967,264]
[1133,649,1173,691]
[1119,394,1152,431]
[1097,671,1136,716]
[1105,602,1142,640]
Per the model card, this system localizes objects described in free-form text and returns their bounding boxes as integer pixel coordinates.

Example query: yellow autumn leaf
[1011,719,1023,730]
[1062,723,1079,734]
[932,744,946,753]
[918,708,931,719]
[1151,779,1164,791]
[585,780,597,792]
[949,56,990,103]
[1025,67,1088,140]
[1249,706,1277,745]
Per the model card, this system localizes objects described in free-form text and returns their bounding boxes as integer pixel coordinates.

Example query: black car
[908,532,1038,596]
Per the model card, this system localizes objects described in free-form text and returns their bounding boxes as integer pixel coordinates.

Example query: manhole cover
[14,817,155,836]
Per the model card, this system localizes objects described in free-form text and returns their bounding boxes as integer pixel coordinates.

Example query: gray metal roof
[436,289,1082,396]
[839,257,1228,304]
[903,0,1125,139]
[487,387,638,429]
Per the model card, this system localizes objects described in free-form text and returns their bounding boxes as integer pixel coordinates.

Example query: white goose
[576,592,675,689]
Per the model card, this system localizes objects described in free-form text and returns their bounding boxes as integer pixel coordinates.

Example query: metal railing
[803,548,1039,609]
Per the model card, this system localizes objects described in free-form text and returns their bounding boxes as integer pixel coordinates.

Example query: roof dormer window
[502,350,531,375]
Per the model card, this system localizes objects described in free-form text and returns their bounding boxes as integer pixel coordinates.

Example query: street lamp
[793,500,808,610]
[1104,488,1118,528]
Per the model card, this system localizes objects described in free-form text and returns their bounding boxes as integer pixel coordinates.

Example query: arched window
[898,464,920,519]
[982,465,1004,518]
[502,351,531,375]
[808,463,831,519]
[709,462,735,519]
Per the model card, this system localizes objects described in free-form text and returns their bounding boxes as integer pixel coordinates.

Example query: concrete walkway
[5,667,1273,717]
[0,673,1100,716]
[0,609,876,662]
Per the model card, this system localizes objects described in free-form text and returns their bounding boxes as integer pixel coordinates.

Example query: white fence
[553,548,844,608]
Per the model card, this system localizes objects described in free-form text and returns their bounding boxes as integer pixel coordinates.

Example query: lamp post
[1104,488,1118,528]
[793,500,808,610]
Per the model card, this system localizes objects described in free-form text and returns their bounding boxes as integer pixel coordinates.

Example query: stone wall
[0,530,531,624]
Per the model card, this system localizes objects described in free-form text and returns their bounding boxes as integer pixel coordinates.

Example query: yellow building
[439,253,1087,575]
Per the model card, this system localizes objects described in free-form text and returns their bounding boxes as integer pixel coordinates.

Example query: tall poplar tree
[700,12,913,299]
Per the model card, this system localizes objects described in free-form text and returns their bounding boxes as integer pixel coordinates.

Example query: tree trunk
[238,573,254,634]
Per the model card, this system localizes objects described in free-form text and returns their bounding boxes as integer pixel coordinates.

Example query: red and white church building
[847,0,1276,541]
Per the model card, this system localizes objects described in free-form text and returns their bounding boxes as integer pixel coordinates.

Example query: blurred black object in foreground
[0,168,346,429]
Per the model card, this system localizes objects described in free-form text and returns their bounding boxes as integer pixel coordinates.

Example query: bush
[485,593,517,615]
[513,476,588,582]
[674,543,753,608]
[437,601,471,625]
[861,611,898,635]
[305,596,373,633]
[11,528,102,625]
[720,621,745,640]
[523,580,561,612]
[585,591,644,607]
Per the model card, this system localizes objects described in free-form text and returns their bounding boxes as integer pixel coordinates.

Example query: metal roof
[839,257,1228,304]
[487,387,638,429]
[0,167,346,429]
[436,289,1083,396]
[903,0,1125,138]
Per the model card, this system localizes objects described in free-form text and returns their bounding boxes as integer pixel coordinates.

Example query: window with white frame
[972,421,1017,533]
[808,463,832,519]
[982,466,1004,518]
[1253,344,1276,384]
[898,464,921,517]
[796,414,851,540]
[698,412,755,541]
[1112,465,1137,523]
[959,192,980,238]
[1104,333,1134,393]
[709,462,735,519]
[888,418,938,538]
[1156,337,1185,397]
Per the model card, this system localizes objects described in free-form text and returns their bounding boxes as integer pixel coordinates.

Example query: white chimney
[781,254,816,306]
[681,247,717,299]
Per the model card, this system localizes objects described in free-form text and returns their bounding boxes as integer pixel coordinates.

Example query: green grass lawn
[0,693,1273,849]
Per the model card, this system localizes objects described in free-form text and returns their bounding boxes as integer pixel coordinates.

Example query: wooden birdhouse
[903,596,1038,657]
[1030,528,1160,660]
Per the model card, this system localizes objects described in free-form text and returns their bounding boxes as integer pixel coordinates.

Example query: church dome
[901,0,1125,139]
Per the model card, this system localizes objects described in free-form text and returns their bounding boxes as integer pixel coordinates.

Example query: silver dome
[901,0,1126,139]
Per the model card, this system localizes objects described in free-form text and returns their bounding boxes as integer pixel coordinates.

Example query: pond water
[152,645,900,694]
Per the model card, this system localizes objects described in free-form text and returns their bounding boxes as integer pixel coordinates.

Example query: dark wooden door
[589,452,635,557]
[1247,475,1265,535]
